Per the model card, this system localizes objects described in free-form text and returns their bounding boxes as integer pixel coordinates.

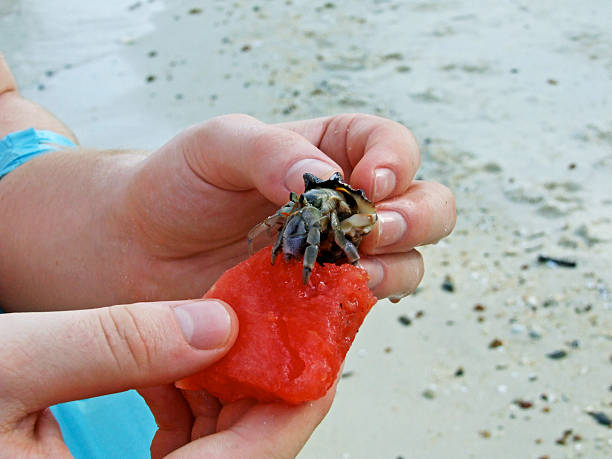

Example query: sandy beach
[2,0,611,457]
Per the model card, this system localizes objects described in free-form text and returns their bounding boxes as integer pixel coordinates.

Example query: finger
[138,385,193,459]
[360,250,424,300]
[181,390,222,439]
[361,181,456,255]
[215,398,257,432]
[279,114,421,202]
[158,114,343,205]
[168,384,337,459]
[0,299,238,418]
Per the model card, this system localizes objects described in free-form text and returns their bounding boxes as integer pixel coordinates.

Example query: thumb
[0,299,237,416]
[158,114,342,205]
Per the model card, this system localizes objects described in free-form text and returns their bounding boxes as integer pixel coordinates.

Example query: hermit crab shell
[302,172,377,217]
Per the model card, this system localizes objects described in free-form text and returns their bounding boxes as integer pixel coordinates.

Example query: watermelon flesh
[176,246,377,404]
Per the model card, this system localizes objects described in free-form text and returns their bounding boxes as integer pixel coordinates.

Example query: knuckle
[223,113,258,124]
[97,306,153,375]
[211,113,258,129]
[248,125,294,155]
[194,114,258,140]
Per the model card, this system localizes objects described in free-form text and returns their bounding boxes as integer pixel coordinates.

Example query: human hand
[0,299,334,458]
[115,113,455,304]
[0,113,455,310]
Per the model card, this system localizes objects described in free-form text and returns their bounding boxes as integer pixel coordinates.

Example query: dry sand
[2,0,611,457]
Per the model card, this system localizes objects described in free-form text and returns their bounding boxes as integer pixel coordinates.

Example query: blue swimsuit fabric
[0,128,76,178]
[0,129,157,458]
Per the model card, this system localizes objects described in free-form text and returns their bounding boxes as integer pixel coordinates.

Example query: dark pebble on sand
[537,255,576,268]
[513,399,533,409]
[547,350,568,360]
[282,104,297,115]
[489,338,503,349]
[574,304,592,314]
[556,429,573,445]
[422,389,436,399]
[454,367,464,377]
[529,330,542,340]
[441,275,455,292]
[398,315,412,326]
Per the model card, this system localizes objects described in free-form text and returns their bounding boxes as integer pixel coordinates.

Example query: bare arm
[0,52,149,311]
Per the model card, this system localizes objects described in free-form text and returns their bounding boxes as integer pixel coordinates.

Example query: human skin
[0,112,455,311]
[0,53,456,457]
[0,297,342,458]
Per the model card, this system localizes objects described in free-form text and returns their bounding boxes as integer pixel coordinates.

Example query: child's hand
[119,113,456,302]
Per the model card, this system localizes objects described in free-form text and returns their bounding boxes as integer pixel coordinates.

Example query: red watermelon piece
[176,245,377,404]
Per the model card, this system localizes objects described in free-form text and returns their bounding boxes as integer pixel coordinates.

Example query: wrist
[0,148,147,311]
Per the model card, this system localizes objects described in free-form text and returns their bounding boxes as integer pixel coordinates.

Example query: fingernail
[173,300,232,349]
[377,210,406,247]
[285,159,339,193]
[373,168,396,202]
[359,258,384,289]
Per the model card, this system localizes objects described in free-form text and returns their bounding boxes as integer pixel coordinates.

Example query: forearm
[0,148,146,312]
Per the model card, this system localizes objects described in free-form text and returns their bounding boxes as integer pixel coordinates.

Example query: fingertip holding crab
[373,168,396,202]
[284,159,340,193]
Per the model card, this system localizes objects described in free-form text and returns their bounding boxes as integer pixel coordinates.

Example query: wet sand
[2,1,611,457]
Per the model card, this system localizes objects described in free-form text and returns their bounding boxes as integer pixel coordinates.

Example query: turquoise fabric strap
[0,128,76,179]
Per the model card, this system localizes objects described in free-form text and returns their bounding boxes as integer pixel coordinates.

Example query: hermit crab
[248,172,378,284]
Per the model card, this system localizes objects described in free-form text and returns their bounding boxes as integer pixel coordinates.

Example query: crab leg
[331,211,360,265]
[302,218,321,285]
[248,200,298,256]
[270,222,286,264]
